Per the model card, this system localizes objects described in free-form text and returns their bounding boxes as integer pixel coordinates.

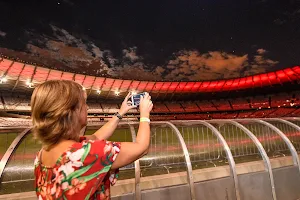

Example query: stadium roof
[0,57,299,101]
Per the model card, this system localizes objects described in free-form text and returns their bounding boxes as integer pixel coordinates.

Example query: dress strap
[38,148,44,164]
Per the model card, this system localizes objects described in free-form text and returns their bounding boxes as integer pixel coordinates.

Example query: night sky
[0,0,299,81]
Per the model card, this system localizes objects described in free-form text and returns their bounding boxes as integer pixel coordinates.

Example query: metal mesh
[1,119,300,194]
[0,131,18,160]
[0,133,39,194]
[138,125,187,178]
[177,125,226,168]
[286,120,300,152]
[210,122,263,164]
[237,122,291,159]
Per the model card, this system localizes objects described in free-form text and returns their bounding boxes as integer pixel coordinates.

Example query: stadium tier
[0,57,300,101]
[0,91,298,120]
[0,57,300,199]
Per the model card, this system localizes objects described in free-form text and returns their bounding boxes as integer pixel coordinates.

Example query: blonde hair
[31,80,86,149]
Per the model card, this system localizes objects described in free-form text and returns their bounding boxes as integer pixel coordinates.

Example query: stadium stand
[0,92,299,120]
[212,99,232,111]
[248,108,275,118]
[165,102,184,112]
[0,57,299,121]
[87,102,103,113]
[230,98,250,110]
[181,101,200,112]
[198,100,217,111]
[250,95,269,109]
[267,107,297,117]
[152,102,169,113]
[1,57,300,200]
[100,103,119,113]
[270,93,291,107]
[0,58,300,97]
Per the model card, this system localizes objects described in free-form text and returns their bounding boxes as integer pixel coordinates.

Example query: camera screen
[131,92,146,106]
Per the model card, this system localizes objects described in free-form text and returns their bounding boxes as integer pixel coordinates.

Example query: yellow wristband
[140,117,150,123]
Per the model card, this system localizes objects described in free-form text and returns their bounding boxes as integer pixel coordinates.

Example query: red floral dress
[34,137,121,200]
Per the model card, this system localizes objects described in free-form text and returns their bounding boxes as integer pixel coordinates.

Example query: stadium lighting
[131,91,137,95]
[0,77,7,83]
[115,90,120,96]
[26,80,33,88]
[96,89,101,94]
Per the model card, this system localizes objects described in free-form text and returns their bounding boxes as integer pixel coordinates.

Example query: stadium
[1,1,300,199]
[0,55,299,200]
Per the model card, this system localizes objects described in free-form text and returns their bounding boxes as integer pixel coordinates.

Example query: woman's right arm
[111,93,153,170]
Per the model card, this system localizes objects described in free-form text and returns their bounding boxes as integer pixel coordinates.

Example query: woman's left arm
[86,93,136,140]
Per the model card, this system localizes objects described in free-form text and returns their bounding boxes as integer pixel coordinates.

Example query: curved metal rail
[211,119,277,200]
[171,120,241,200]
[128,123,141,200]
[149,121,196,200]
[124,121,196,200]
[257,119,300,172]
[0,128,31,179]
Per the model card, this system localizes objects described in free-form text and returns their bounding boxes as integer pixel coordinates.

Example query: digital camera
[131,92,146,106]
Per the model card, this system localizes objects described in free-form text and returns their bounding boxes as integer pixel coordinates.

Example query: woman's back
[31,80,153,199]
[34,137,120,200]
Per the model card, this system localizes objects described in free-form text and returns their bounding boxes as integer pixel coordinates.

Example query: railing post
[225,120,277,200]
[257,119,300,173]
[128,123,141,200]
[162,121,196,200]
[171,120,241,200]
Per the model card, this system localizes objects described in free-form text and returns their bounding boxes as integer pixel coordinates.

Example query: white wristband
[140,117,150,123]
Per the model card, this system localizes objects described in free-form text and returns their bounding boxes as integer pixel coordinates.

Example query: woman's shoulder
[74,137,121,157]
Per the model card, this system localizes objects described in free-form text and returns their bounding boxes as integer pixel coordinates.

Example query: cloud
[257,48,267,55]
[0,30,6,37]
[19,25,279,81]
[244,53,279,76]
[273,8,300,25]
[163,49,278,81]
[113,63,165,81]
[123,47,139,61]
[25,25,118,76]
[164,51,249,80]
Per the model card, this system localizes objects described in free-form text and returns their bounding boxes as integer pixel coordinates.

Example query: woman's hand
[111,92,153,170]
[139,92,153,118]
[118,92,137,116]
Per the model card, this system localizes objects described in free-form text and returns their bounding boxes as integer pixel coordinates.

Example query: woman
[32,80,153,200]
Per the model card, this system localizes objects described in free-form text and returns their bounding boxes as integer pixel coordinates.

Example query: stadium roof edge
[0,56,299,95]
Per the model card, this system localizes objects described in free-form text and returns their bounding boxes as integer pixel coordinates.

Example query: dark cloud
[0,31,6,37]
[0,1,298,81]
[0,25,280,81]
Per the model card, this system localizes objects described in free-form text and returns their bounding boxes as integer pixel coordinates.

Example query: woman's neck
[43,139,77,152]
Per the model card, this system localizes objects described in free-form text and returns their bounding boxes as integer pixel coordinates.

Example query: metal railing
[0,118,300,200]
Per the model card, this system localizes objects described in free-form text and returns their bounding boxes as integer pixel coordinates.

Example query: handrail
[143,121,196,200]
[128,124,141,200]
[210,119,277,200]
[171,120,241,200]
